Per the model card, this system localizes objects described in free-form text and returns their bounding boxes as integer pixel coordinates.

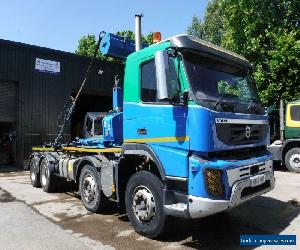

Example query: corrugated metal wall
[0,39,124,168]
[0,81,17,122]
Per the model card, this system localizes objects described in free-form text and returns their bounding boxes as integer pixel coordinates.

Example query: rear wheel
[40,158,58,192]
[125,171,166,238]
[285,148,300,173]
[29,156,41,188]
[79,165,109,213]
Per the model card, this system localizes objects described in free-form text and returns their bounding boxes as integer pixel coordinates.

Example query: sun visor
[170,35,252,69]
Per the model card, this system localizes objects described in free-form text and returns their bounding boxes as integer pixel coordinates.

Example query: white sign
[35,58,60,74]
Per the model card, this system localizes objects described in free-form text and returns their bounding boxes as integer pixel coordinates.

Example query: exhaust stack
[135,14,143,51]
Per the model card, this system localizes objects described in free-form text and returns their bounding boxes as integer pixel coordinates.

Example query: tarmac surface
[0,195,91,250]
[0,166,299,250]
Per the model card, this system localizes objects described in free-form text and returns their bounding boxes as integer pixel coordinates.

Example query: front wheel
[285,148,300,173]
[125,171,166,238]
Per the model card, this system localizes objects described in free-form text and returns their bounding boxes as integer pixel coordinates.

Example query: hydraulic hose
[53,31,105,147]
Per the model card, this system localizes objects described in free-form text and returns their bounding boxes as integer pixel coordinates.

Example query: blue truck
[29,17,275,238]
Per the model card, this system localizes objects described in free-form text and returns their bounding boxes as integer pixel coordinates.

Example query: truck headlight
[205,168,224,196]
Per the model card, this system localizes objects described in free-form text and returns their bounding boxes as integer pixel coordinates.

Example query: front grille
[226,160,272,187]
[216,123,268,145]
[208,146,267,160]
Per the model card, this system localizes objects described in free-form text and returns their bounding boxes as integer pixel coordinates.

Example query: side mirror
[154,50,172,100]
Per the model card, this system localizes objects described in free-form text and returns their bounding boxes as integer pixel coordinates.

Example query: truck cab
[269,100,300,172]
[123,35,274,219]
[285,101,300,139]
[82,112,107,138]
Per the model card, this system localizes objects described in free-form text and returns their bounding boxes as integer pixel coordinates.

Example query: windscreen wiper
[247,98,259,111]
[214,94,239,111]
[213,94,225,110]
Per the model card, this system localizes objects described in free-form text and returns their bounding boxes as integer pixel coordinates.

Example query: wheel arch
[74,156,102,184]
[282,139,300,159]
[39,152,59,174]
[122,143,166,181]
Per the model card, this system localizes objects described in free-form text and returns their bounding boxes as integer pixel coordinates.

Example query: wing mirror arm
[178,90,189,105]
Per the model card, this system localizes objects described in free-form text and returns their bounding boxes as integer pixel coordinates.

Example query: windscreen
[183,51,264,114]
[86,117,93,133]
[94,118,103,136]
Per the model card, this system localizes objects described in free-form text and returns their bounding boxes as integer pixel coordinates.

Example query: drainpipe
[279,98,284,141]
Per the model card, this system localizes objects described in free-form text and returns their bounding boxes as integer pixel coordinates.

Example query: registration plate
[250,174,266,187]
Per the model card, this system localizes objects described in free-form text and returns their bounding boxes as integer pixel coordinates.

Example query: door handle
[137,128,147,135]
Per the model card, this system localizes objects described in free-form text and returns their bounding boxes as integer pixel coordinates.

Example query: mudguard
[122,143,166,180]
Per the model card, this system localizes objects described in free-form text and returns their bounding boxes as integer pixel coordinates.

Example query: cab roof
[127,34,251,68]
[288,100,300,105]
[169,34,251,68]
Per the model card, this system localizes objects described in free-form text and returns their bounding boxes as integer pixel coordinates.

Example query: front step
[164,203,189,218]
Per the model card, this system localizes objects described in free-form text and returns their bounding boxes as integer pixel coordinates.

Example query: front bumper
[188,172,275,218]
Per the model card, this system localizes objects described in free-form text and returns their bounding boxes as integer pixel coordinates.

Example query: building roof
[0,38,119,66]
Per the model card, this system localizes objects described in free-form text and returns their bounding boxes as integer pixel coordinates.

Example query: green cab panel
[123,41,171,103]
[284,101,300,139]
[285,126,300,139]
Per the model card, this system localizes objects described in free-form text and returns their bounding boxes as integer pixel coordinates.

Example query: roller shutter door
[0,81,17,122]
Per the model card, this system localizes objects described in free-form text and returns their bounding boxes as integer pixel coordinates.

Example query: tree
[145,32,153,45]
[219,0,300,105]
[75,34,103,59]
[187,16,206,40]
[203,0,224,46]
[187,0,224,46]
[187,0,300,106]
[116,30,153,45]
[254,31,300,104]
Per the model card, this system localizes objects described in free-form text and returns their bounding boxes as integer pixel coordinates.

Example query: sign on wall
[35,58,60,74]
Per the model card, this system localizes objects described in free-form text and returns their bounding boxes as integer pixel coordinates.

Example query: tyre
[284,148,300,173]
[79,165,109,213]
[125,171,166,238]
[40,158,58,192]
[29,156,41,188]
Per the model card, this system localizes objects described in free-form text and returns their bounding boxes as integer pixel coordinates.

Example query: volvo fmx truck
[29,16,275,238]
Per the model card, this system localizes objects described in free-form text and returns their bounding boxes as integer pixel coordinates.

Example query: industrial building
[0,39,124,168]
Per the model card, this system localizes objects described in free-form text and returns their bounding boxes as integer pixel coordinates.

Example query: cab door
[124,55,189,177]
[285,103,300,139]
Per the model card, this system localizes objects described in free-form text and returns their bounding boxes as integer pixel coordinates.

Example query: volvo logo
[245,125,251,139]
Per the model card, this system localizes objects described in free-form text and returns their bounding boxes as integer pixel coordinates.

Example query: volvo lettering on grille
[245,125,251,139]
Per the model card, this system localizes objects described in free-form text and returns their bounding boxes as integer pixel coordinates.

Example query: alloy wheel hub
[132,186,156,223]
[290,154,300,168]
[31,170,36,181]
[41,164,48,186]
[31,159,38,181]
[83,174,96,202]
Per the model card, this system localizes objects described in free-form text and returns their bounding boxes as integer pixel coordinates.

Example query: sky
[0,0,209,53]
